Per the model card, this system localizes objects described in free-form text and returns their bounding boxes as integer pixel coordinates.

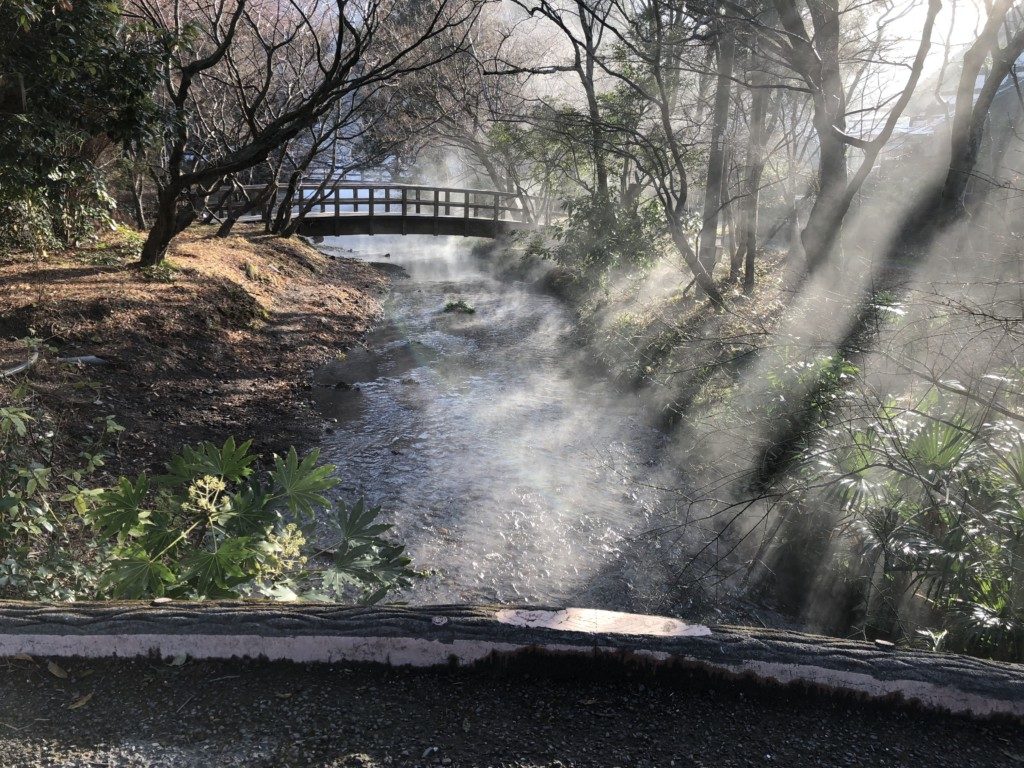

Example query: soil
[0,655,1020,767]
[0,224,389,476]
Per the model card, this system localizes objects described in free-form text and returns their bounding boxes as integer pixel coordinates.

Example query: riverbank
[0,224,389,477]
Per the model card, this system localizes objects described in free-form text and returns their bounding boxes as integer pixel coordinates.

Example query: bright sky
[880,0,985,68]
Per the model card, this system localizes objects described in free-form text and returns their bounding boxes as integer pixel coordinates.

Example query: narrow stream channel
[313,236,675,607]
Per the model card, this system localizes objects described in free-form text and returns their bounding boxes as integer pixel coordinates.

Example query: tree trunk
[272,172,302,235]
[697,31,736,284]
[772,0,848,274]
[138,188,192,267]
[576,0,608,202]
[726,175,741,283]
[131,176,147,230]
[668,213,725,309]
[800,104,848,273]
[740,79,769,294]
[216,187,264,238]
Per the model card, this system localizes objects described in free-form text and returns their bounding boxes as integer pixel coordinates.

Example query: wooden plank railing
[215,182,560,230]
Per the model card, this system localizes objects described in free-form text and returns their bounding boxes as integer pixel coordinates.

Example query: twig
[175,694,196,713]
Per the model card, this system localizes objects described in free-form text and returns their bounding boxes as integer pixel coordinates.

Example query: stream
[313,235,677,608]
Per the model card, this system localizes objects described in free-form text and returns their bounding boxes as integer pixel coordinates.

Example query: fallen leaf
[47,661,69,679]
[12,654,33,663]
[68,692,93,710]
[169,654,187,667]
[275,692,293,699]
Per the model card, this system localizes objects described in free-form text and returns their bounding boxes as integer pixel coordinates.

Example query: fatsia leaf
[269,448,337,519]
[330,498,391,541]
[180,538,254,597]
[160,437,255,487]
[222,481,275,536]
[88,475,150,538]
[100,554,174,598]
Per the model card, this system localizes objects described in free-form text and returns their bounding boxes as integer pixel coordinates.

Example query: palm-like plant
[809,390,1024,659]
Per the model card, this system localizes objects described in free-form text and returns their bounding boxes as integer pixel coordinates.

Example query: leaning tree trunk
[272,171,302,235]
[138,187,194,267]
[220,181,278,238]
[696,30,736,285]
[668,211,725,309]
[799,106,848,274]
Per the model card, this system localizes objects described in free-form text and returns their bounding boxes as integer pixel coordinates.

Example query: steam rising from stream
[314,236,681,608]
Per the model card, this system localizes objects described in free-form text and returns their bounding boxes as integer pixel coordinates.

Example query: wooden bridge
[221,182,560,239]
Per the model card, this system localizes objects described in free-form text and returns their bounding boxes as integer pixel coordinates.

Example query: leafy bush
[806,387,1024,659]
[1,379,413,603]
[87,438,414,602]
[0,380,117,599]
[0,1,160,250]
[536,194,665,292]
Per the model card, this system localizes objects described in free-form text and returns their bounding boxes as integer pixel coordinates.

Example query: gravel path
[0,656,1020,767]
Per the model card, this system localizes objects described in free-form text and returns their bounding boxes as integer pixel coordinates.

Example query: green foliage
[78,226,145,266]
[0,374,118,599]
[763,353,860,423]
[1,359,413,604]
[537,194,665,292]
[319,499,415,604]
[139,261,178,283]
[443,299,476,314]
[808,387,1024,660]
[87,438,415,601]
[0,1,161,249]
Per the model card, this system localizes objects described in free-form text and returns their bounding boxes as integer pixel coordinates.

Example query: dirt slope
[0,224,388,476]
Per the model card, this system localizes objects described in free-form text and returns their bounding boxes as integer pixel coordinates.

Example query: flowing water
[314,236,675,607]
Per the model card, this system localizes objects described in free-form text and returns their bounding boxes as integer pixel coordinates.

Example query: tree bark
[139,187,195,267]
[669,213,725,309]
[740,77,769,294]
[131,176,147,230]
[576,0,609,202]
[697,30,736,283]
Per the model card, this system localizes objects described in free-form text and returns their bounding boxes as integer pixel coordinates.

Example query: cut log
[0,601,1020,720]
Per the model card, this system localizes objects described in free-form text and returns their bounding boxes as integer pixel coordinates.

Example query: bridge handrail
[212,179,563,232]
[235,181,551,203]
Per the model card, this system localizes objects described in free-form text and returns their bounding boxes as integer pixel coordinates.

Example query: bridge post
[401,188,408,236]
[385,186,390,214]
[445,190,451,216]
[415,188,421,215]
[492,192,500,237]
[463,191,470,236]
[433,189,439,236]
[368,187,374,236]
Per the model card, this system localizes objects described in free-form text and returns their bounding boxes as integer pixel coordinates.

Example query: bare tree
[507,0,613,202]
[753,0,941,274]
[129,0,480,266]
[889,1,1024,254]
[696,25,736,284]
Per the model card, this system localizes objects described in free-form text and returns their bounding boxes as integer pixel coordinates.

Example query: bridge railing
[219,181,561,228]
